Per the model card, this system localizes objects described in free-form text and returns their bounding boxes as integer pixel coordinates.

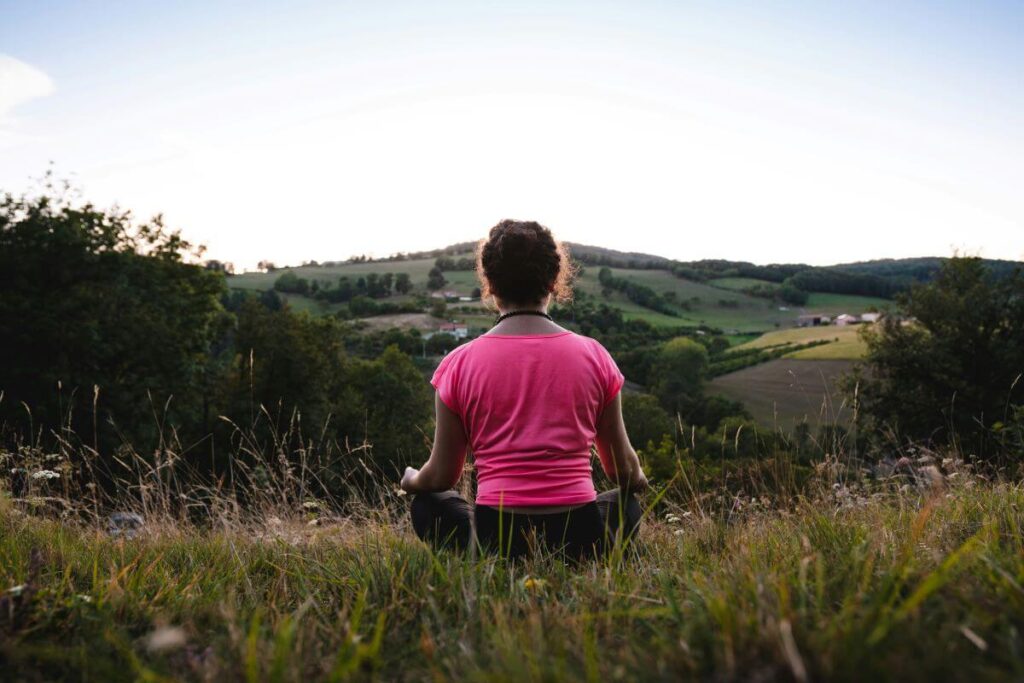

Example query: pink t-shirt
[430,330,625,507]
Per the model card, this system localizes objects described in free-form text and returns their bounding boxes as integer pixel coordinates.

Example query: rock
[108,512,145,539]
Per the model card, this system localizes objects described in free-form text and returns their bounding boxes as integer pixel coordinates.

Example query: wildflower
[6,585,26,596]
[145,626,187,653]
[302,501,320,510]
[521,577,547,591]
[673,529,685,536]
[76,594,93,603]
[31,470,60,480]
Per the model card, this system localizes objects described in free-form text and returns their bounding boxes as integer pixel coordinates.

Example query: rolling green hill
[228,245,899,334]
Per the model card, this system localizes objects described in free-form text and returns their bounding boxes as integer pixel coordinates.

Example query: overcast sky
[1,0,1022,269]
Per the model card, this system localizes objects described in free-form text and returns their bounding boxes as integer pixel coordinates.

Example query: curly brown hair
[476,220,575,307]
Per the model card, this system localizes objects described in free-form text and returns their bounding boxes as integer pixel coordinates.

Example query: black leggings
[410,488,642,561]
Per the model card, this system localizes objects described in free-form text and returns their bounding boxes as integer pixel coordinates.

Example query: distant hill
[831,256,1023,284]
[228,244,1019,334]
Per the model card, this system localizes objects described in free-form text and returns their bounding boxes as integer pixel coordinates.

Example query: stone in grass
[108,512,145,539]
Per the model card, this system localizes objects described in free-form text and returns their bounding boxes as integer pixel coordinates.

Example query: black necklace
[493,310,554,325]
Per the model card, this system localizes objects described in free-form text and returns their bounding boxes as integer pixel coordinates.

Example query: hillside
[227,243,936,334]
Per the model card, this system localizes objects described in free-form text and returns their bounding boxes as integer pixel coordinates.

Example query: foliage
[621,393,676,451]
[429,300,448,318]
[849,257,1024,461]
[650,337,709,417]
[0,181,228,451]
[427,266,447,291]
[425,333,459,355]
[273,271,310,294]
[394,272,412,294]
[220,302,433,478]
[434,255,476,271]
[598,267,678,316]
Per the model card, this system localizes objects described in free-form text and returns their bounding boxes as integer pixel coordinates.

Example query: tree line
[0,186,435,499]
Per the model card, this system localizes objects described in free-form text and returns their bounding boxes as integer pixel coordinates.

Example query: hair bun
[476,220,575,306]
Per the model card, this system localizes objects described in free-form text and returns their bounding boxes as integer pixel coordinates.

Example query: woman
[400,219,649,561]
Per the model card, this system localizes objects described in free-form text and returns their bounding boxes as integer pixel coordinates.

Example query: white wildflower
[6,585,26,596]
[145,626,187,653]
[31,470,60,480]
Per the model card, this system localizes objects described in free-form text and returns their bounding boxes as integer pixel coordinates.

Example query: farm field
[707,276,778,291]
[804,292,891,311]
[709,358,858,427]
[574,267,890,333]
[229,253,482,295]
[732,325,869,360]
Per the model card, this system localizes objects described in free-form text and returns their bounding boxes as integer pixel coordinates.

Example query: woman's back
[402,219,645,560]
[431,330,624,507]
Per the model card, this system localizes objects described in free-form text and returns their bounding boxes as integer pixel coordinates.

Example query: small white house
[438,322,469,339]
[860,312,882,323]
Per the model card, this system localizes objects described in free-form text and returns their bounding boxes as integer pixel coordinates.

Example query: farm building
[834,313,860,326]
[797,314,830,327]
[438,322,469,339]
[860,312,882,323]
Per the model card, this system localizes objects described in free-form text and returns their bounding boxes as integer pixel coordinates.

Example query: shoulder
[567,332,613,357]
[434,337,478,372]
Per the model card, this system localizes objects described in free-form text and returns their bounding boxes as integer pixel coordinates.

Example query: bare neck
[488,300,565,336]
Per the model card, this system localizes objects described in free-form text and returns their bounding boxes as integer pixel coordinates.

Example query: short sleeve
[595,341,625,407]
[430,350,461,415]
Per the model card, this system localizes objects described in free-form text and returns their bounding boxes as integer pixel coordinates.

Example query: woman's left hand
[400,466,420,493]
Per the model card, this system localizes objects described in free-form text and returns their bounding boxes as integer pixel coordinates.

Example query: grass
[804,292,890,312]
[709,359,859,427]
[707,277,778,291]
[732,326,868,360]
[228,254,481,296]
[3,474,1023,682]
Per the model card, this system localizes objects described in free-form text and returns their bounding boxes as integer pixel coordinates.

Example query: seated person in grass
[400,220,648,561]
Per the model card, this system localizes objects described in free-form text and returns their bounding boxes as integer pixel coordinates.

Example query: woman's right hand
[627,468,649,493]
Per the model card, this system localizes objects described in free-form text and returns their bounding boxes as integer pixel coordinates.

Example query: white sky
[1,1,1022,269]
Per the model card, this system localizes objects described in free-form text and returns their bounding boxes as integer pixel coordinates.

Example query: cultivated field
[709,359,858,427]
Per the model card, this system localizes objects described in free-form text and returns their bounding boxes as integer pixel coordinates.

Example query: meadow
[3,455,1021,682]
[731,326,868,361]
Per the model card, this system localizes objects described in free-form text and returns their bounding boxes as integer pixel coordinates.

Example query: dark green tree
[621,393,675,450]
[394,272,412,294]
[427,267,447,291]
[848,257,1024,460]
[0,181,228,450]
[650,337,710,417]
